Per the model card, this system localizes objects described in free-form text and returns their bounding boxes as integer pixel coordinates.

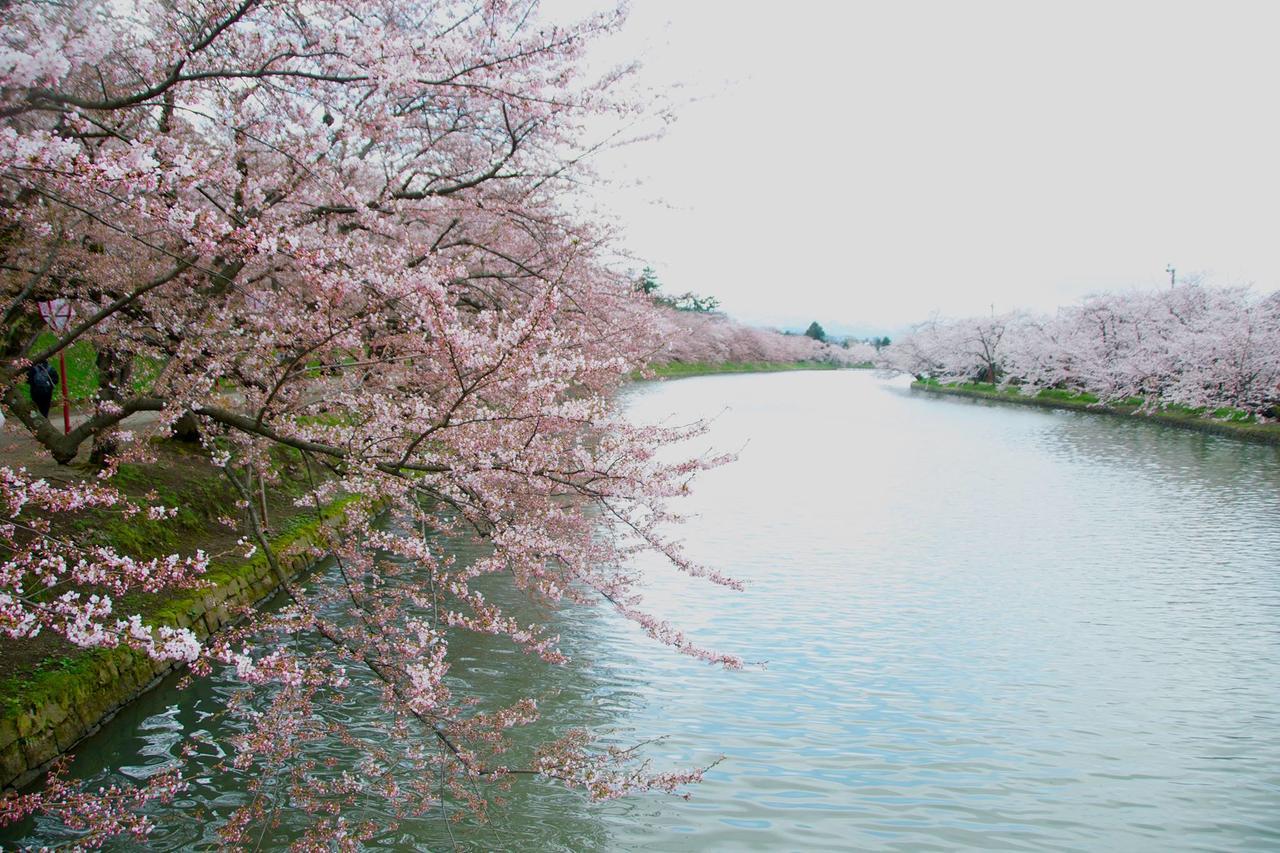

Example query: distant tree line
[799,320,890,351]
[636,267,720,313]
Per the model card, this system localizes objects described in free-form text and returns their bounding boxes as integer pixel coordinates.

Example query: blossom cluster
[0,466,206,660]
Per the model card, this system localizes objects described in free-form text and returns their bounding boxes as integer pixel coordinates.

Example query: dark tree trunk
[88,344,134,466]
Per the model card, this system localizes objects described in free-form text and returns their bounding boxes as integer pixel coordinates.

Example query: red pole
[58,350,70,434]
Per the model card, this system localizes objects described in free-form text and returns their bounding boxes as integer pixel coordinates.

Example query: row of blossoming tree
[884,284,1280,419]
[648,305,875,366]
[0,0,751,846]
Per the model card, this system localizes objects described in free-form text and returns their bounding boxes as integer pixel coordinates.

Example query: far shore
[912,380,1280,446]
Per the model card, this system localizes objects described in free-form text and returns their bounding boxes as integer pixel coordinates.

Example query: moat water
[10,371,1280,850]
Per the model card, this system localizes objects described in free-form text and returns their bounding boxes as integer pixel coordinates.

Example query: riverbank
[912,380,1280,446]
[0,444,362,789]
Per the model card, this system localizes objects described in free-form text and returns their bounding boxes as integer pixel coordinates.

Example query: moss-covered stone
[0,746,25,784]
[14,713,37,740]
[52,713,82,752]
[20,731,58,769]
[0,718,17,752]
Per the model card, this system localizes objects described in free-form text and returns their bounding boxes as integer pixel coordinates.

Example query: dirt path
[2,403,181,477]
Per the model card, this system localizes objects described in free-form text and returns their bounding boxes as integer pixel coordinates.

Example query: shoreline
[911,381,1280,446]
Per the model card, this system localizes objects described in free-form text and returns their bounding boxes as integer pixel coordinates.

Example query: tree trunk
[88,344,134,466]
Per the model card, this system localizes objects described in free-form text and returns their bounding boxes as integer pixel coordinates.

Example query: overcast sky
[546,0,1280,332]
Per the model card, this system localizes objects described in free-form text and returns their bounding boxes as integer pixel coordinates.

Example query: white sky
[545,0,1280,332]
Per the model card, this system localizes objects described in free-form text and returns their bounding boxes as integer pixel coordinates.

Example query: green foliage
[661,291,720,313]
[34,656,77,675]
[635,266,660,295]
[635,266,720,312]
[804,321,827,342]
[841,334,891,350]
[1036,387,1100,404]
[1212,407,1255,423]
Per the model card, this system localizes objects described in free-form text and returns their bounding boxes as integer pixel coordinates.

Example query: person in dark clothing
[26,361,58,418]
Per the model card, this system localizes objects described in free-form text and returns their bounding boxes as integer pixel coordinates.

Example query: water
[8,371,1280,850]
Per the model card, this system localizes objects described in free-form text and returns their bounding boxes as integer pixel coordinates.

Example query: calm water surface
[10,371,1280,850]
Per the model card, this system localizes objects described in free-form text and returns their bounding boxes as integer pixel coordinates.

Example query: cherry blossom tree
[1,0,745,844]
[887,285,1280,419]
[883,311,1021,384]
[647,305,861,365]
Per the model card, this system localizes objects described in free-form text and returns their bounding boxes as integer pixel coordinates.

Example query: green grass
[0,645,116,718]
[17,335,99,403]
[15,333,162,405]
[1033,386,1101,404]
[641,360,845,379]
[94,466,237,559]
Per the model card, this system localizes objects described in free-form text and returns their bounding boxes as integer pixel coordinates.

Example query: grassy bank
[912,380,1280,446]
[643,360,860,379]
[0,444,362,788]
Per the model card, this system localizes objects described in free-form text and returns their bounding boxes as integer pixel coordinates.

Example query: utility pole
[1166,264,1176,288]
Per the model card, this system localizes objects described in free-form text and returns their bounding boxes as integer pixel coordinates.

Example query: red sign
[37,299,74,333]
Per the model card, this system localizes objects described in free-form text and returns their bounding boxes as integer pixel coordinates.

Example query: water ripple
[7,371,1280,850]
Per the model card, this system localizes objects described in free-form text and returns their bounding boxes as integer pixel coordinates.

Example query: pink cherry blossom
[1,0,744,843]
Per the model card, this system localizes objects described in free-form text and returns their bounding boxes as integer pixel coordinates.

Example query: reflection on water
[7,371,1280,850]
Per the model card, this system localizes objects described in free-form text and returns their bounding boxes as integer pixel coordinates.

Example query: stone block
[134,661,156,686]
[20,731,58,770]
[43,700,67,727]
[14,712,37,739]
[0,744,26,787]
[0,717,18,752]
[52,714,83,752]
[80,691,114,727]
